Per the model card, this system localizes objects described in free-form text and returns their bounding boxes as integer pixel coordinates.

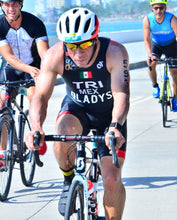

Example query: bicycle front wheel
[64,181,85,220]
[0,117,13,201]
[19,110,35,186]
[161,79,168,127]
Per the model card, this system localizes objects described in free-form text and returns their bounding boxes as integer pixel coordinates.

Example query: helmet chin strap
[86,41,97,65]
[10,14,21,23]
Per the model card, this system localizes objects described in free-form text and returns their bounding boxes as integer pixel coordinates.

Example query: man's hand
[105,128,125,154]
[147,55,157,68]
[29,66,40,79]
[25,130,45,151]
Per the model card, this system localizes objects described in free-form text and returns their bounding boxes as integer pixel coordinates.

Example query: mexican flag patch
[80,71,93,79]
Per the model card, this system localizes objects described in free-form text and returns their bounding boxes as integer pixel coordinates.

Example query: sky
[23,0,35,13]
[22,0,114,14]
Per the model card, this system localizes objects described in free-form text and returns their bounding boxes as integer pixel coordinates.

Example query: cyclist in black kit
[0,0,49,168]
[26,8,130,220]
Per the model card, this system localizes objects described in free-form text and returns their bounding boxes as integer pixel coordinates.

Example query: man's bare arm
[171,15,177,38]
[108,40,130,125]
[106,40,130,151]
[143,16,152,57]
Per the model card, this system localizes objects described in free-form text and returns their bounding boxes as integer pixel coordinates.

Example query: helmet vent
[84,18,91,33]
[75,16,81,33]
[73,9,79,14]
[84,9,89,15]
[59,21,62,33]
[66,16,70,33]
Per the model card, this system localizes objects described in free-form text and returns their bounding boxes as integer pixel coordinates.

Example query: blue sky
[23,1,35,13]
[22,0,114,14]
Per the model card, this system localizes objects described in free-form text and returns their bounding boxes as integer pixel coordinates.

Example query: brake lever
[109,131,121,168]
[148,57,152,71]
[33,131,43,167]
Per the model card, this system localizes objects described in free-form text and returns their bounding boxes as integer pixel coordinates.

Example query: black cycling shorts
[57,95,127,159]
[151,40,177,68]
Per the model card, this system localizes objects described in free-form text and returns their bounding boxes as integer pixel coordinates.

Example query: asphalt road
[1,63,177,220]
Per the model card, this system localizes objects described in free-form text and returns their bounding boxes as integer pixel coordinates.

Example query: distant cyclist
[26,7,130,220]
[0,0,49,168]
[143,0,177,111]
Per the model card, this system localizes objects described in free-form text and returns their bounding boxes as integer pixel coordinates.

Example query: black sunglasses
[153,6,165,10]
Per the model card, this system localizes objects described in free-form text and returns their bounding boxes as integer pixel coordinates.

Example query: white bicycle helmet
[57,7,100,43]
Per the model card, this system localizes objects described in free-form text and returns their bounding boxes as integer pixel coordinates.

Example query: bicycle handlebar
[152,57,177,62]
[148,57,177,71]
[0,79,35,88]
[33,131,120,168]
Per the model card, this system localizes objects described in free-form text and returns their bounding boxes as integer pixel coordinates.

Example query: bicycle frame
[72,142,98,220]
[0,86,29,156]
[148,56,177,127]
[0,87,16,157]
[159,63,170,102]
[0,79,35,201]
[33,131,119,219]
[13,90,31,156]
[72,141,95,220]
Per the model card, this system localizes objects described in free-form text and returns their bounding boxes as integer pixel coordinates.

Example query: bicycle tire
[19,110,35,186]
[0,117,13,201]
[161,79,168,127]
[64,180,85,220]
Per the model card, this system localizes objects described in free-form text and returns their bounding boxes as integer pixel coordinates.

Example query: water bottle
[0,150,6,157]
[88,179,98,215]
[0,150,6,166]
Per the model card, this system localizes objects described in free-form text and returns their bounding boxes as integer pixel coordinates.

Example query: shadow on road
[3,178,63,204]
[3,178,105,204]
[165,118,177,128]
[123,176,177,189]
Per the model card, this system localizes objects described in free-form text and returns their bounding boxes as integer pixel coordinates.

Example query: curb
[129,60,147,70]
[55,77,64,86]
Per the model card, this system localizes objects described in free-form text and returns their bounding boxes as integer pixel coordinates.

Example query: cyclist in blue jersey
[143,0,177,111]
[26,7,130,220]
[0,0,49,168]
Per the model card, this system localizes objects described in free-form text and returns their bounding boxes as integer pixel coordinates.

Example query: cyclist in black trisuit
[26,8,130,220]
[0,0,49,168]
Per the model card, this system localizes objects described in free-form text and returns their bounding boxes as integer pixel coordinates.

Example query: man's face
[1,1,22,21]
[65,39,96,68]
[151,4,166,19]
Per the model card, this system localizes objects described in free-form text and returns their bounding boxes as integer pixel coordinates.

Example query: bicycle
[0,79,35,201]
[149,56,177,127]
[33,130,120,220]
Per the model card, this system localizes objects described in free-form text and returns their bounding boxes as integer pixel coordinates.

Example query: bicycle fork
[160,67,170,103]
[88,142,99,215]
[75,142,90,220]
